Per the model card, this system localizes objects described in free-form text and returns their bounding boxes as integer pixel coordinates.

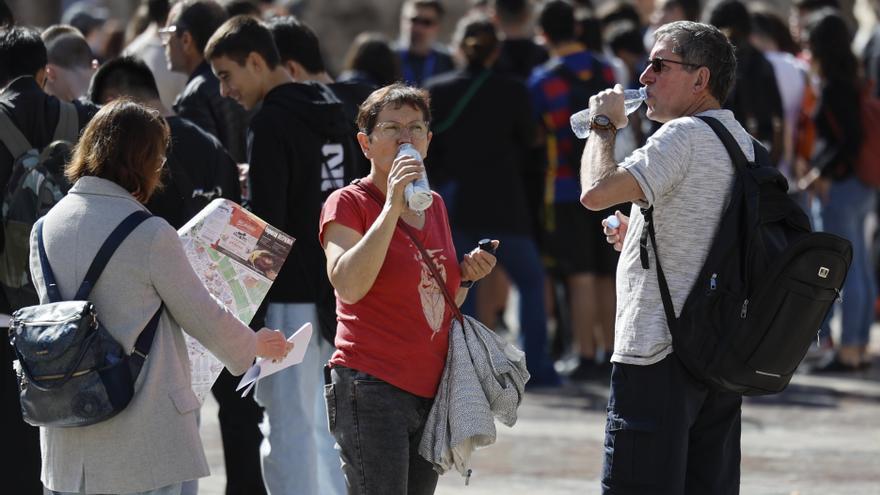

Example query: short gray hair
[653,21,736,103]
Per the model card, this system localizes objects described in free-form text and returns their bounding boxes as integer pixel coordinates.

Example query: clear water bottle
[397,143,433,212]
[570,86,648,139]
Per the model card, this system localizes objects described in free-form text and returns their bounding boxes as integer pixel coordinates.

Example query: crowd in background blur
[2,0,879,494]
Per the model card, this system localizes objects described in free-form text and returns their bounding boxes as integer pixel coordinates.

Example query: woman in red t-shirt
[319,84,497,494]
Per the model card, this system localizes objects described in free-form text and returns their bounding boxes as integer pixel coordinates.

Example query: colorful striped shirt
[528,48,616,206]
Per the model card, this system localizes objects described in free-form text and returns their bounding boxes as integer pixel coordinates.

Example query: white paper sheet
[236,322,312,397]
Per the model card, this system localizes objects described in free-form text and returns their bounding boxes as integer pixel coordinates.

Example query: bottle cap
[605,215,620,229]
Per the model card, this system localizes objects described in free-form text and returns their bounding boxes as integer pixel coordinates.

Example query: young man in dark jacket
[265,16,376,494]
[267,15,372,197]
[0,26,97,495]
[205,16,354,495]
[163,0,249,163]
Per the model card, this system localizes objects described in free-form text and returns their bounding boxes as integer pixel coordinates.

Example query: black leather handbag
[8,211,163,427]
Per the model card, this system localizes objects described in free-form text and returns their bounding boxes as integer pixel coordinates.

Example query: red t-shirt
[319,180,461,398]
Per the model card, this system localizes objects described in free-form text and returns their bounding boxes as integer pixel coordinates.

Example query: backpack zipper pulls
[740,299,749,319]
[710,273,717,290]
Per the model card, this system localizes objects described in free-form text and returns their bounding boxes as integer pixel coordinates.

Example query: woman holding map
[319,84,498,494]
[32,99,290,495]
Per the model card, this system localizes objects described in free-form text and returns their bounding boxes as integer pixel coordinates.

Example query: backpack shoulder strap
[696,115,751,172]
[640,116,752,328]
[0,107,34,158]
[74,210,153,300]
[35,217,62,303]
[53,101,78,143]
[129,302,164,373]
[640,206,677,326]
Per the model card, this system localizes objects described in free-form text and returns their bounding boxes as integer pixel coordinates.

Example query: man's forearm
[581,129,618,192]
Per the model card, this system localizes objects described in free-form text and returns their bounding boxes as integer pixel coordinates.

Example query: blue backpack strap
[74,210,153,301]
[36,217,62,303]
[129,302,164,372]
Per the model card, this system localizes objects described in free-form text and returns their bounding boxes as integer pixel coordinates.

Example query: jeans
[325,365,438,495]
[602,355,742,494]
[818,177,878,346]
[255,303,345,495]
[52,483,182,495]
[452,231,554,379]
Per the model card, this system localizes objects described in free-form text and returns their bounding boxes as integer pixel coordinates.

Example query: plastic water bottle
[397,143,433,212]
[570,86,648,139]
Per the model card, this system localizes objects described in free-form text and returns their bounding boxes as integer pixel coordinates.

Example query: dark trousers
[325,365,438,495]
[211,369,267,495]
[4,340,43,494]
[602,354,742,495]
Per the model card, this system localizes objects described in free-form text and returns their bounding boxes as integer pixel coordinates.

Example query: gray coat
[30,176,257,494]
[419,314,529,478]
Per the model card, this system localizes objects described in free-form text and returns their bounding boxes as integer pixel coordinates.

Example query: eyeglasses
[158,24,183,44]
[372,120,430,140]
[647,57,701,73]
[410,16,438,27]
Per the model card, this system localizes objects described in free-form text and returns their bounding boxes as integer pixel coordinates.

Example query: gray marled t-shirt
[614,109,754,366]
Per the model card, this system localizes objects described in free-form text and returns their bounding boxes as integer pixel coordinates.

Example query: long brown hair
[66,99,169,203]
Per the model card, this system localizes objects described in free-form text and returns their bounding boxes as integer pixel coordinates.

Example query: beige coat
[30,176,256,493]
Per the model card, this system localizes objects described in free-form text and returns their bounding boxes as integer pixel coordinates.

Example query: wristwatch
[589,114,617,132]
[460,279,476,288]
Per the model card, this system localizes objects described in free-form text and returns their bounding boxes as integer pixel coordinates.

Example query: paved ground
[198,329,880,495]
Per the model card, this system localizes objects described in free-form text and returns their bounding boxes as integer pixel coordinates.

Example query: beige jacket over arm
[30,176,257,494]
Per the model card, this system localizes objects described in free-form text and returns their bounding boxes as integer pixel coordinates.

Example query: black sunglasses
[647,57,701,73]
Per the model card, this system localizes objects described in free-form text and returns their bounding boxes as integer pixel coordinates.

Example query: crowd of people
[1,0,878,494]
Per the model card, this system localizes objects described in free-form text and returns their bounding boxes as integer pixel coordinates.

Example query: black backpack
[641,116,853,396]
[0,101,78,310]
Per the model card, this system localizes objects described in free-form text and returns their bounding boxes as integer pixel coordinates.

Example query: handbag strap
[352,179,464,323]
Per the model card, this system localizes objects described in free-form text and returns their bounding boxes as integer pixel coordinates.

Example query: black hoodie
[248,81,357,307]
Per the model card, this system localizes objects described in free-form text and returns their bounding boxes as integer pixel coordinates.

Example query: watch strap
[589,114,617,132]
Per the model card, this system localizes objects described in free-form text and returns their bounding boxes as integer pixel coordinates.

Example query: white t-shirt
[614,109,754,366]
